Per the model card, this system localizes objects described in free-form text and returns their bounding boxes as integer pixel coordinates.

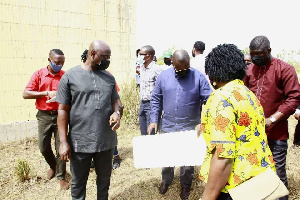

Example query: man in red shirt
[22,49,69,190]
[244,36,300,200]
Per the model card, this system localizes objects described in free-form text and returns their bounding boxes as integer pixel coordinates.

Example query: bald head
[84,40,111,70]
[172,50,190,71]
[89,40,110,52]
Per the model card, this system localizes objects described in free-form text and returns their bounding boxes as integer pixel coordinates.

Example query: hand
[147,123,157,135]
[195,124,202,137]
[109,112,120,131]
[47,91,57,99]
[59,141,71,162]
[265,117,273,128]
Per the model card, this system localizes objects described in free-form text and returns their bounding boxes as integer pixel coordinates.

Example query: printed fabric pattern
[199,79,276,193]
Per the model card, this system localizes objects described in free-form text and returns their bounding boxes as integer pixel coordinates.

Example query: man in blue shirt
[148,50,212,200]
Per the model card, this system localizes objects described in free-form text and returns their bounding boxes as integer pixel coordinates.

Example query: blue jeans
[268,139,288,200]
[139,101,151,135]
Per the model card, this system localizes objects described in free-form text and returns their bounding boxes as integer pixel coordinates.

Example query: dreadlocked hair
[81,49,88,63]
[205,44,246,82]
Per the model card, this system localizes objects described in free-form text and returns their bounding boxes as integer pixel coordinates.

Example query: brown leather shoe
[47,168,55,180]
[159,182,169,194]
[180,187,190,200]
[59,179,70,190]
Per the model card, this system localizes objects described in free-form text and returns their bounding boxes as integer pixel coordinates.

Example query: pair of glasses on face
[174,67,190,73]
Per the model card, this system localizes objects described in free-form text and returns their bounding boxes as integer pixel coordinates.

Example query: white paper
[132,130,207,168]
[46,96,56,103]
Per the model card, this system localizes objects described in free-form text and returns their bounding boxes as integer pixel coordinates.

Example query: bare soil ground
[0,117,299,200]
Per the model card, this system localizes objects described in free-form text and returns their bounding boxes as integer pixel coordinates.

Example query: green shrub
[119,79,140,128]
[15,160,31,182]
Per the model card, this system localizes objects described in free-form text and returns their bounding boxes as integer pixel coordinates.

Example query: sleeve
[277,64,300,115]
[111,84,120,102]
[150,74,163,123]
[199,74,212,105]
[56,73,72,105]
[24,70,39,91]
[202,93,236,159]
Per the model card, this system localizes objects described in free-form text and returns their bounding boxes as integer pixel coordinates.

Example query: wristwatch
[119,105,124,110]
[270,116,276,124]
[116,111,120,116]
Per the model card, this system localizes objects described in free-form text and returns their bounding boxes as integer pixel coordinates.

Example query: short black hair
[194,41,205,52]
[249,35,270,50]
[141,45,155,56]
[136,49,140,57]
[205,44,246,82]
[81,49,88,63]
[50,49,64,56]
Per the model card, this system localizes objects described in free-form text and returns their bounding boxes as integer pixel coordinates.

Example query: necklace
[255,66,266,101]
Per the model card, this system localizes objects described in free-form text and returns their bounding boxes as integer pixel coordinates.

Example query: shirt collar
[45,65,64,77]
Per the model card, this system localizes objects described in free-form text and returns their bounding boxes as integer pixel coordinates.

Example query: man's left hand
[265,117,273,128]
[109,112,120,131]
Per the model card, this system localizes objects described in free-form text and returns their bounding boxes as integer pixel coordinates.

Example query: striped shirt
[139,61,163,101]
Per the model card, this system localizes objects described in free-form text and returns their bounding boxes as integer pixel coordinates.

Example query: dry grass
[0,117,299,200]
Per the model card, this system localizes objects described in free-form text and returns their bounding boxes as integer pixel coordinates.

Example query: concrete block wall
[0,0,136,142]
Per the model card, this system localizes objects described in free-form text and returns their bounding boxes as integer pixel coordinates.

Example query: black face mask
[95,60,110,70]
[192,51,195,57]
[175,68,190,78]
[246,62,252,65]
[164,59,172,66]
[251,55,267,66]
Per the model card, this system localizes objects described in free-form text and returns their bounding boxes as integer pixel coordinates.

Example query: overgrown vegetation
[14,160,30,182]
[119,79,140,128]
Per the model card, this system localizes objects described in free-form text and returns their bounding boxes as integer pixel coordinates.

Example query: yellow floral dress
[199,79,275,193]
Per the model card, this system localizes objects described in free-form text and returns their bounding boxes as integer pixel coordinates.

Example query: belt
[141,100,150,103]
[39,110,58,115]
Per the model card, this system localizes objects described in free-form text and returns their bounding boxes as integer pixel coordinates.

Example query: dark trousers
[294,120,300,145]
[36,111,66,180]
[268,139,288,200]
[162,166,194,188]
[70,148,114,200]
[139,101,151,135]
[113,146,118,156]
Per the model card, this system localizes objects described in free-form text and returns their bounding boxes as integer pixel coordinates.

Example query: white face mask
[136,55,145,65]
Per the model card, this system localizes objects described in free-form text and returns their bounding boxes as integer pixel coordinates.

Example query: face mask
[95,60,110,70]
[246,62,252,65]
[251,55,267,66]
[164,59,172,66]
[175,68,190,78]
[192,51,195,57]
[136,55,145,65]
[50,61,63,73]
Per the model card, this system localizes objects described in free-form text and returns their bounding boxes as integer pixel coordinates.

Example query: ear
[268,48,271,54]
[48,58,51,62]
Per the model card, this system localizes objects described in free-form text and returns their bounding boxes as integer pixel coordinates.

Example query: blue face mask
[50,61,63,73]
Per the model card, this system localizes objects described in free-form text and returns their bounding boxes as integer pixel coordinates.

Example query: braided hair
[81,49,88,63]
[205,44,246,82]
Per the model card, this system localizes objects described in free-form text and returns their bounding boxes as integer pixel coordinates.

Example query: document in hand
[46,96,56,103]
[132,130,207,168]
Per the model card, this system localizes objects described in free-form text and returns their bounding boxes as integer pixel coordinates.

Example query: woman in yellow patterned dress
[198,44,275,200]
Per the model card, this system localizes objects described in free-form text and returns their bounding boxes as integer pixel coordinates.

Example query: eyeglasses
[139,53,148,56]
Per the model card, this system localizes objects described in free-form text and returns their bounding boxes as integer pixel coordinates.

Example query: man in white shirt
[138,45,163,135]
[190,41,209,82]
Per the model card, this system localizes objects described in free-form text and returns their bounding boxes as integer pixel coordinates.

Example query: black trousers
[70,148,114,200]
[162,166,194,188]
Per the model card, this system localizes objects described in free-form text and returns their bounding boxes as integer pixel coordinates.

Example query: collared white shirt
[139,61,163,101]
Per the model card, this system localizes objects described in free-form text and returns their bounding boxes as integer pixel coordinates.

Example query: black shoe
[180,187,190,200]
[158,182,169,194]
[112,158,121,170]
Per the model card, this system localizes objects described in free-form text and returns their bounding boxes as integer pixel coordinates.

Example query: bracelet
[46,91,48,96]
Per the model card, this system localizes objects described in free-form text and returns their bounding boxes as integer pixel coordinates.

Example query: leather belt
[39,110,58,115]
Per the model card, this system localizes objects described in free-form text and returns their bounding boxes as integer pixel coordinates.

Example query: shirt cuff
[295,109,300,115]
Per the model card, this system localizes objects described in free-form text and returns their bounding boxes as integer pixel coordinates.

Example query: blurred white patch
[133,130,206,168]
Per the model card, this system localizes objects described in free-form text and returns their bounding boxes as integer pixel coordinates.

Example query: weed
[15,159,31,182]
